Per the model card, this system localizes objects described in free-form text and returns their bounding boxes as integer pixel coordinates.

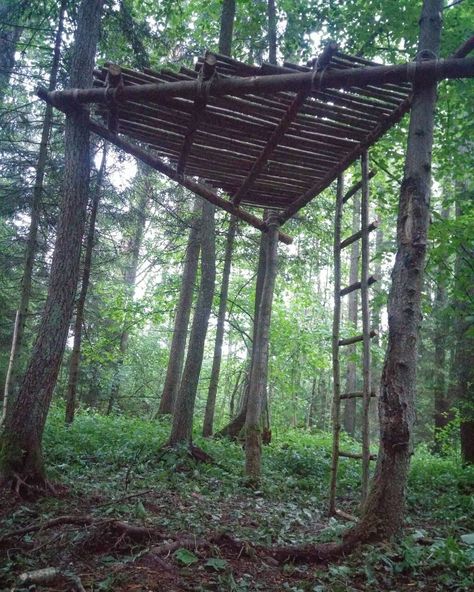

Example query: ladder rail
[360,150,372,502]
[329,173,344,516]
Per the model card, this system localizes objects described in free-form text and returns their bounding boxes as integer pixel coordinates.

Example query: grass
[1,406,473,591]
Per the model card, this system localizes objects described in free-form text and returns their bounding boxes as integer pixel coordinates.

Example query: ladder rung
[339,450,377,461]
[338,329,377,346]
[333,508,357,521]
[340,220,378,250]
[340,275,377,297]
[340,391,376,400]
[342,169,377,205]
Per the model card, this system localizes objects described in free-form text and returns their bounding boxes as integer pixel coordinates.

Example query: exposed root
[269,540,356,564]
[0,514,158,544]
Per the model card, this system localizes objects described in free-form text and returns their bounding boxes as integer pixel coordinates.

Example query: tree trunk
[452,195,474,464]
[65,145,107,425]
[106,168,150,414]
[203,216,237,436]
[0,1,28,102]
[0,0,104,490]
[218,0,236,57]
[215,227,268,440]
[245,216,279,483]
[347,0,443,540]
[343,193,360,436]
[267,0,277,65]
[432,208,450,449]
[168,200,216,445]
[200,0,236,435]
[158,198,201,414]
[2,0,66,423]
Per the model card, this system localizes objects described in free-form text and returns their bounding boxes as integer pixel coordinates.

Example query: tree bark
[215,225,268,440]
[347,0,443,540]
[0,1,29,103]
[2,0,66,423]
[267,0,277,65]
[168,200,216,445]
[245,216,279,482]
[432,207,450,449]
[106,168,150,414]
[0,0,104,489]
[342,193,360,436]
[65,145,107,425]
[199,0,236,435]
[203,216,237,436]
[218,0,236,57]
[452,194,474,464]
[158,199,201,415]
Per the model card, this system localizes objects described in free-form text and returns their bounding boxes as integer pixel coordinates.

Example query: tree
[202,0,237,437]
[0,0,104,490]
[158,198,201,415]
[168,200,216,445]
[65,145,107,424]
[2,0,66,423]
[106,168,150,414]
[347,0,443,541]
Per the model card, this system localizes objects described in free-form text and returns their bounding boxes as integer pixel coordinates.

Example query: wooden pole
[232,42,338,206]
[329,173,344,515]
[39,56,474,108]
[360,150,372,502]
[32,104,293,244]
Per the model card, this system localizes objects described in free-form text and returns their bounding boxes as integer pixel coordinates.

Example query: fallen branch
[16,567,87,592]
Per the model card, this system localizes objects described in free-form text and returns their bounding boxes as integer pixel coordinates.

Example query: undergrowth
[1,407,473,591]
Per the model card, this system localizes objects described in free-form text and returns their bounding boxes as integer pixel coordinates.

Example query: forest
[0,0,473,590]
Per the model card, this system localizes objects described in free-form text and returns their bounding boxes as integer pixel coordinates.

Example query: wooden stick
[340,274,377,296]
[338,329,377,347]
[360,150,372,502]
[340,391,376,400]
[340,220,378,249]
[329,174,344,516]
[87,121,293,244]
[342,170,376,204]
[232,43,338,205]
[339,450,377,460]
[40,57,474,108]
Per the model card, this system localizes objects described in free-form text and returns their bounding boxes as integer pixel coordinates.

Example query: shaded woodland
[0,0,473,590]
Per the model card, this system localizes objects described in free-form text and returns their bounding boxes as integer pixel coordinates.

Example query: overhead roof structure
[38,44,474,243]
[93,47,412,212]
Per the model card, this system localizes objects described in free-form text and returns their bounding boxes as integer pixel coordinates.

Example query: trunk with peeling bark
[65,146,107,425]
[168,201,216,445]
[2,0,66,423]
[0,0,104,490]
[158,199,201,415]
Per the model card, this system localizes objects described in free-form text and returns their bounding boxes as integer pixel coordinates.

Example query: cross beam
[232,42,338,207]
[42,57,474,109]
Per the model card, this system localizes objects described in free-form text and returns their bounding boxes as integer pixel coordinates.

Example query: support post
[244,213,279,483]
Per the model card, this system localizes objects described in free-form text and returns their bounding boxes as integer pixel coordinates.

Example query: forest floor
[0,409,473,592]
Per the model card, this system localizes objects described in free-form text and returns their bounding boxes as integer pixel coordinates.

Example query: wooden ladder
[329,151,377,519]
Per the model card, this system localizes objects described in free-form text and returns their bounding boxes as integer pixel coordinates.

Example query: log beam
[177,52,216,176]
[40,57,474,109]
[232,42,338,206]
